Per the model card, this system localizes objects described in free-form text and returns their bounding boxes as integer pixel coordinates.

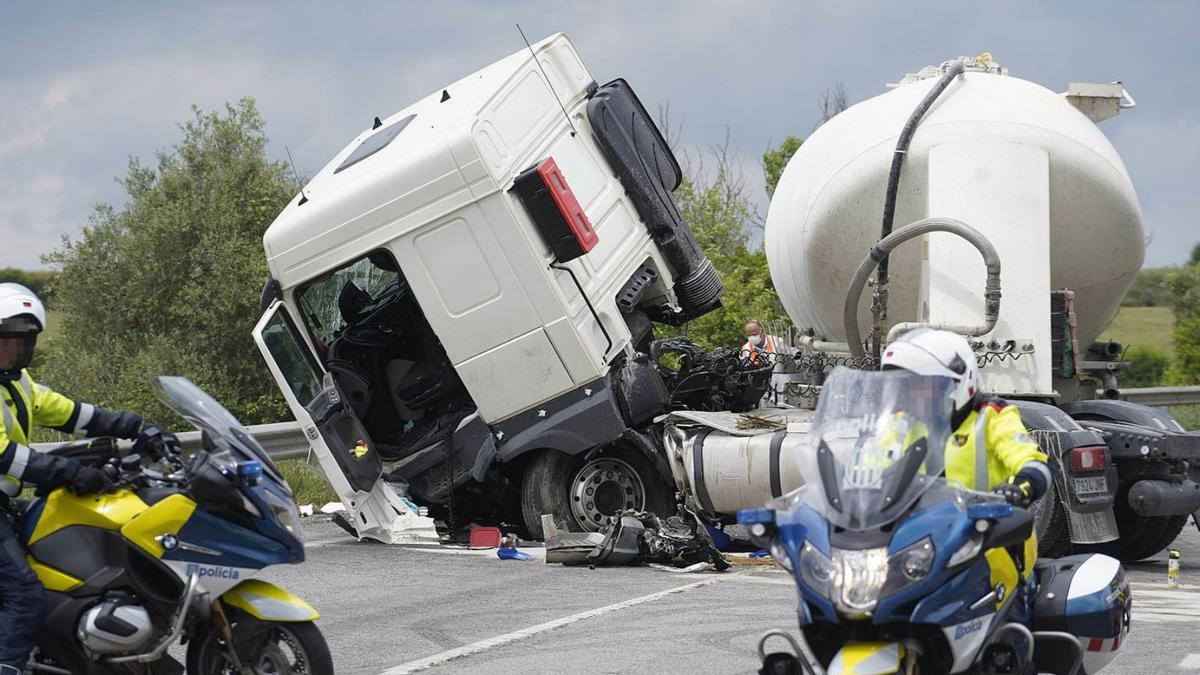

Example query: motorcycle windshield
[797,367,956,531]
[152,376,286,486]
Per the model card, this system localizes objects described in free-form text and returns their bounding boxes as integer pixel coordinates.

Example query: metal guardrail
[32,421,311,461]
[1109,385,1200,408]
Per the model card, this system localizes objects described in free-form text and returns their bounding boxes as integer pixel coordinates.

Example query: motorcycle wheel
[187,617,333,675]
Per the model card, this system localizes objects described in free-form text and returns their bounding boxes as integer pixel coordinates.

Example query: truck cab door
[253,301,438,544]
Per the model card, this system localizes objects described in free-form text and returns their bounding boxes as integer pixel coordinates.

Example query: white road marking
[1178,654,1200,670]
[379,576,734,674]
[1131,583,1200,625]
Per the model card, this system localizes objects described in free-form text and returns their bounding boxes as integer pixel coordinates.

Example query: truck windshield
[297,252,403,347]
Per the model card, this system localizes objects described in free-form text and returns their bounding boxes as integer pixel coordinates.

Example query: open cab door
[253,300,439,544]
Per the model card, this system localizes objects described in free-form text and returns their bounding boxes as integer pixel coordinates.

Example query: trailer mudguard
[221,579,318,622]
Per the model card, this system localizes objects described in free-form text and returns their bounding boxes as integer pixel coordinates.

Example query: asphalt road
[261,517,1200,675]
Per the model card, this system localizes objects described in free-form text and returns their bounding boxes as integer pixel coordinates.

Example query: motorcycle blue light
[966,503,1013,520]
[237,461,264,482]
[737,508,775,525]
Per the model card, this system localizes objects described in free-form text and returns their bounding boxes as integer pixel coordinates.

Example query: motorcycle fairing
[24,489,148,545]
[161,507,295,570]
[827,642,904,675]
[221,579,319,622]
[121,493,196,558]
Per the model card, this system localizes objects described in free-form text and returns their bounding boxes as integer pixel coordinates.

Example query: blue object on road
[749,550,771,558]
[704,523,732,551]
[497,547,534,561]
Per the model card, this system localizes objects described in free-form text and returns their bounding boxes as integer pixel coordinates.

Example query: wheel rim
[569,456,646,531]
[202,625,312,675]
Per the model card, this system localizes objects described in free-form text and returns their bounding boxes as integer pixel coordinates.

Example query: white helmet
[0,283,47,376]
[881,328,980,414]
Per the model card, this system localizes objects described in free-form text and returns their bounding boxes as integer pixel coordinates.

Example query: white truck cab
[252,34,723,541]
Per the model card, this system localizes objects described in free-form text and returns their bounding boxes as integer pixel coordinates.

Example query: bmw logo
[160,534,178,551]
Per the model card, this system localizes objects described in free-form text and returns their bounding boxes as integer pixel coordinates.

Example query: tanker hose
[877,59,965,283]
[872,59,965,356]
[844,217,1001,360]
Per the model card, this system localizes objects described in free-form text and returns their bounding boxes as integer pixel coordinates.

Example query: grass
[278,458,338,506]
[1099,306,1175,354]
[1171,404,1200,431]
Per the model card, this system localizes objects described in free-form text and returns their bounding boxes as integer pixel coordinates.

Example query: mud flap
[1064,505,1120,545]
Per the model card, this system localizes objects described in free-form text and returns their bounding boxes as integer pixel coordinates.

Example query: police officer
[0,283,148,672]
[880,327,1052,506]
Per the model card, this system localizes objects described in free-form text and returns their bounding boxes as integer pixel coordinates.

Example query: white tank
[765,60,1144,350]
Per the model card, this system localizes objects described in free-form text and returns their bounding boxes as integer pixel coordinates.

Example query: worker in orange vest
[741,320,781,366]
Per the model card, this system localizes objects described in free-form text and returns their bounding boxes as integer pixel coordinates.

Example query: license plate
[1072,476,1109,495]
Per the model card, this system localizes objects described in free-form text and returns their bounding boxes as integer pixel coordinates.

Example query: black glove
[86,407,144,440]
[133,425,178,460]
[993,476,1035,508]
[67,463,114,495]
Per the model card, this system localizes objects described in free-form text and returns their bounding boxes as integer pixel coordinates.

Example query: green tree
[661,147,788,350]
[1167,262,1200,385]
[39,99,293,425]
[1121,346,1170,387]
[1191,242,1200,266]
[1121,267,1175,307]
[762,136,803,199]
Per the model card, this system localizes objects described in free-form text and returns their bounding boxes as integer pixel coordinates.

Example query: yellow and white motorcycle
[18,376,329,674]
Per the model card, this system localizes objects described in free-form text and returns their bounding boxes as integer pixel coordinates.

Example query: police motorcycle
[739,368,1130,675]
[17,376,331,674]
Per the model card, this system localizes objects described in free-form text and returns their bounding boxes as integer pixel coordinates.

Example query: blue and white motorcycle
[740,368,1131,675]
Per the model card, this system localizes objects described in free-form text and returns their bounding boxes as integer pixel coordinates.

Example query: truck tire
[1135,515,1189,560]
[520,445,675,539]
[1032,481,1072,558]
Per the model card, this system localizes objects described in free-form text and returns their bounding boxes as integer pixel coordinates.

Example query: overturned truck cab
[252,34,725,542]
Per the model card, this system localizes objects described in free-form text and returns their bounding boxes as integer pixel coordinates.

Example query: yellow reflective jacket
[945,401,1047,491]
[0,369,139,496]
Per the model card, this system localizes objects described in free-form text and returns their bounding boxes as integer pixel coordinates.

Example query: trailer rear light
[1070,445,1107,472]
[511,157,598,263]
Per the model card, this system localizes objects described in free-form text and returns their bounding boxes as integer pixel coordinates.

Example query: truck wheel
[520,446,675,539]
[1132,515,1189,561]
[1032,481,1071,558]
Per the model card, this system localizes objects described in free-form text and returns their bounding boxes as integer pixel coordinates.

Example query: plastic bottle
[1167,549,1181,588]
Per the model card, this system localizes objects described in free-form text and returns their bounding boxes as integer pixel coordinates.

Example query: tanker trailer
[757,54,1200,561]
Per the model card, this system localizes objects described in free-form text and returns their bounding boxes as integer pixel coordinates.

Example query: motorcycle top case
[1032,554,1130,672]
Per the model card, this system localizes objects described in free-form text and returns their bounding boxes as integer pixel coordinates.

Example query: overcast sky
[2,1,1197,271]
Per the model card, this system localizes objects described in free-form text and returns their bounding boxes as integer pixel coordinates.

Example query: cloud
[1,1,1197,271]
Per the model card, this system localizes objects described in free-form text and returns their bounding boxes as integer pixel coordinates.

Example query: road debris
[497,546,535,561]
[469,526,502,549]
[544,506,729,570]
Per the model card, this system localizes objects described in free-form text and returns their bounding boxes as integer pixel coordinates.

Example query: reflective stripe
[7,443,30,479]
[0,398,11,433]
[16,372,33,409]
[74,402,95,435]
[973,408,991,491]
[1,477,20,497]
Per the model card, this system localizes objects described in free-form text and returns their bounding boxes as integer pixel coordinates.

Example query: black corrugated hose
[870,60,966,355]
